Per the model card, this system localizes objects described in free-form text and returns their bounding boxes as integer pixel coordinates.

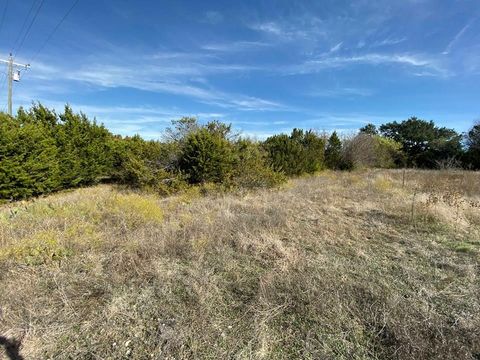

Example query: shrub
[179,127,235,184]
[342,133,375,169]
[263,134,304,175]
[342,133,405,169]
[0,230,71,265]
[374,136,405,168]
[232,139,285,188]
[379,117,463,168]
[109,135,186,194]
[263,129,324,176]
[57,106,113,187]
[464,122,480,169]
[0,113,60,199]
[359,123,378,135]
[325,131,343,170]
[295,129,325,173]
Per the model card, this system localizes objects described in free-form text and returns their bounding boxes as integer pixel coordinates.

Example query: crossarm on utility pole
[0,54,30,116]
[0,58,30,67]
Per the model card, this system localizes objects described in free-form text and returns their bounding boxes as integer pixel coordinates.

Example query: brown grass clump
[1,170,479,359]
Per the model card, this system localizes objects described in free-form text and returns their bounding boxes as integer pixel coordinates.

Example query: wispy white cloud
[24,52,284,112]
[308,87,374,98]
[225,97,283,111]
[285,53,447,76]
[248,20,325,41]
[251,22,284,36]
[201,41,272,52]
[329,42,343,53]
[442,20,473,55]
[371,37,407,47]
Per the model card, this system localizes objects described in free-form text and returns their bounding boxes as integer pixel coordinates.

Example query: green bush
[374,136,405,168]
[263,129,325,176]
[6,103,474,202]
[0,113,60,199]
[342,134,405,169]
[379,117,463,168]
[57,107,113,187]
[325,131,343,170]
[179,126,235,184]
[1,105,115,200]
[464,122,480,169]
[109,135,186,194]
[232,139,285,188]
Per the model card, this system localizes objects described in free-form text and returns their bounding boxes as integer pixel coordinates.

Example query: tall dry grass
[0,170,479,359]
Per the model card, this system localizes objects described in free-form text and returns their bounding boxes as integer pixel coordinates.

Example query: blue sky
[1,0,479,139]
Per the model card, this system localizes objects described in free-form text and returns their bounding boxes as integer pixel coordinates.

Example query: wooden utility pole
[0,53,30,116]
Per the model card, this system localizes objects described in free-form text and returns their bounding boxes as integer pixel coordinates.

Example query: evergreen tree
[465,122,480,169]
[301,130,325,173]
[232,139,285,188]
[263,133,305,176]
[0,113,60,199]
[263,129,324,176]
[58,106,113,187]
[359,123,378,135]
[179,126,235,184]
[379,117,463,168]
[325,131,343,169]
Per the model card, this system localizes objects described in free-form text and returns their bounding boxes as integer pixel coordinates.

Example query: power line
[15,0,46,56]
[30,0,81,63]
[12,0,40,52]
[0,0,9,39]
[0,0,80,114]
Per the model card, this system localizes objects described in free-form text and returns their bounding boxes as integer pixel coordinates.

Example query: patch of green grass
[0,230,72,265]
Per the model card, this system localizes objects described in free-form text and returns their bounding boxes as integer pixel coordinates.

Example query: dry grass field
[1,170,479,359]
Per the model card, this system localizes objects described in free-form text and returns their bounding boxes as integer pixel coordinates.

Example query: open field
[1,170,479,359]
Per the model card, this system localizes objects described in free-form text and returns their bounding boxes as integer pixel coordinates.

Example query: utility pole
[0,53,30,116]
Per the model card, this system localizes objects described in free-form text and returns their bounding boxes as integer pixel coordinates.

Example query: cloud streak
[285,53,447,76]
[26,51,284,112]
[308,87,374,98]
[200,41,272,52]
[442,20,473,55]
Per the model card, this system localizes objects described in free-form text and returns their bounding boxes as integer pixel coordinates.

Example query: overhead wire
[30,0,80,63]
[2,0,41,112]
[0,0,9,39]
[11,0,40,53]
[2,0,81,113]
[0,0,10,99]
[19,0,81,88]
[1,0,43,112]
[14,0,46,56]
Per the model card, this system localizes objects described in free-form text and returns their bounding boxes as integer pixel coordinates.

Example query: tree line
[0,104,478,200]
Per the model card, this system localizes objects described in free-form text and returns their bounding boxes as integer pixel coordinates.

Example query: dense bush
[374,136,406,168]
[179,126,235,184]
[263,129,325,176]
[379,117,463,168]
[57,107,113,187]
[0,103,477,201]
[464,122,480,169]
[232,139,285,188]
[342,133,405,169]
[325,131,344,170]
[110,135,166,187]
[0,113,60,199]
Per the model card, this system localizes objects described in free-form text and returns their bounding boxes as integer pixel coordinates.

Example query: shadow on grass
[0,336,24,360]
